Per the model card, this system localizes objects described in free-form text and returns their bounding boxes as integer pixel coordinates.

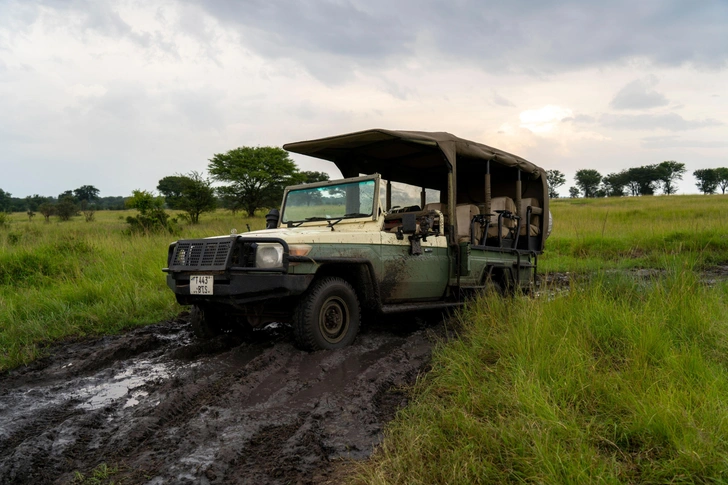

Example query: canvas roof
[283,129,545,190]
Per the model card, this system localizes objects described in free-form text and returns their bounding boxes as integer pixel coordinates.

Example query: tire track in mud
[0,313,445,484]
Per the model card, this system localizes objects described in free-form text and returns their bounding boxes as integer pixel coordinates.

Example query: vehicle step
[381,301,463,314]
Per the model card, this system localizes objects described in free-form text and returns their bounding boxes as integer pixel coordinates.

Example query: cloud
[600,113,723,131]
[0,0,179,57]
[492,91,515,107]
[562,114,596,124]
[640,136,728,149]
[519,105,573,134]
[187,0,728,79]
[610,75,669,110]
[68,83,107,98]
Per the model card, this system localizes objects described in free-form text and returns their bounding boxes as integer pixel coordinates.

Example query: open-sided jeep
[164,129,551,350]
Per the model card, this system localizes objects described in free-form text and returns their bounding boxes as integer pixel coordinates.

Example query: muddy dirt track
[0,313,448,484]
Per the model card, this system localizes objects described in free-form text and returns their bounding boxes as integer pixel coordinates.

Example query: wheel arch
[312,262,380,312]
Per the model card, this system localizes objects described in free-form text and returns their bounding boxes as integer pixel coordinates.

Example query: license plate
[190,275,213,295]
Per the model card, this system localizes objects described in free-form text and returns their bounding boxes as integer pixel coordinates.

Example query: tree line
[0,186,126,215]
[0,147,328,227]
[547,162,728,198]
[9,149,722,228]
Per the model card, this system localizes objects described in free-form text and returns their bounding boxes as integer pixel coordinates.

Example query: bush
[125,190,176,234]
[56,197,78,221]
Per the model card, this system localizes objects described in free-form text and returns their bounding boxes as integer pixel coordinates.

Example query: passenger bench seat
[519,197,542,236]
[487,196,516,239]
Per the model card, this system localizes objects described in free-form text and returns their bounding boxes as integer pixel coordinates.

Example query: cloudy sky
[1,0,727,198]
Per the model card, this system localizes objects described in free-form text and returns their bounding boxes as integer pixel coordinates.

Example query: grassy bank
[354,266,728,483]
[0,210,262,371]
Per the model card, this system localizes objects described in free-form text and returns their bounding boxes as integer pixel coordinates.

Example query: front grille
[169,239,234,271]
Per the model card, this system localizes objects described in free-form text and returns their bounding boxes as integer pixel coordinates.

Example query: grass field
[1,194,727,371]
[353,266,728,483]
[543,194,728,272]
[0,209,264,371]
[353,194,728,484]
[3,195,728,482]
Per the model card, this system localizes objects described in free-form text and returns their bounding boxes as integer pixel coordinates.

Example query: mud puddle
[0,313,446,484]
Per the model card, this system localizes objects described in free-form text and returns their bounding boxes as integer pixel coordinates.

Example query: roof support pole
[420,186,426,209]
[484,160,492,216]
[386,180,392,211]
[448,169,456,247]
[515,169,522,218]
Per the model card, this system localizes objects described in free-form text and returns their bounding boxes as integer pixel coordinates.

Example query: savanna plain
[2,195,728,483]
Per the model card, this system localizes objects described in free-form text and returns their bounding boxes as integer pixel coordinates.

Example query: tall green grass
[544,194,728,271]
[1,194,726,372]
[0,210,263,370]
[355,266,728,483]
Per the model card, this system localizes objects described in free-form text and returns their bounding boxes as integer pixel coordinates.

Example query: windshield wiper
[286,216,341,228]
[344,212,371,218]
[326,218,343,231]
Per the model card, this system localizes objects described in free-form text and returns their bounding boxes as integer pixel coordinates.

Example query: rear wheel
[293,277,360,351]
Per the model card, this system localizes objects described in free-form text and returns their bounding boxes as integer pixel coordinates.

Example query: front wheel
[190,305,224,338]
[293,277,360,351]
[190,304,252,339]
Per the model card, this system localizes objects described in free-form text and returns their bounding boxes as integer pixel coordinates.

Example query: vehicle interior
[284,129,549,254]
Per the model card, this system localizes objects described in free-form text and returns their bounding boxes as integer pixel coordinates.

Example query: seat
[486,197,517,238]
[519,198,542,237]
[456,204,479,243]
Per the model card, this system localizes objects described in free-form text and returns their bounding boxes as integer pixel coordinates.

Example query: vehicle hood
[206,224,381,245]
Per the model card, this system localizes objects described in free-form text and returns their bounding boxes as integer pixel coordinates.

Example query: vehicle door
[379,224,450,303]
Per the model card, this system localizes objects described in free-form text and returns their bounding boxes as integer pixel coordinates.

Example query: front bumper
[167,272,314,306]
[164,236,313,306]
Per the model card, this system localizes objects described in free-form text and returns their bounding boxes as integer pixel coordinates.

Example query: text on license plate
[190,275,213,295]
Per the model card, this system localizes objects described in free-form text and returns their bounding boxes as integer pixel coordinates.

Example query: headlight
[255,243,284,268]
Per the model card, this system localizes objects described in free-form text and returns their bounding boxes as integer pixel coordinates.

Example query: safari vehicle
[164,129,550,350]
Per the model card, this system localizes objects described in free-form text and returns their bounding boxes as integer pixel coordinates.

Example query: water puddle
[73,359,171,410]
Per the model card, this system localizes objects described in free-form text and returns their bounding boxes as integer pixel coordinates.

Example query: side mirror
[265,209,279,229]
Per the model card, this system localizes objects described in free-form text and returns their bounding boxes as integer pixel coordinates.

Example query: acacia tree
[624,165,661,195]
[574,169,602,198]
[157,171,217,224]
[74,185,100,202]
[208,147,303,217]
[568,186,580,198]
[602,172,628,197]
[546,170,566,198]
[715,167,728,194]
[656,161,686,195]
[694,169,719,195]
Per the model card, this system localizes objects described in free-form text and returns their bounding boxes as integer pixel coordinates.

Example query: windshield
[282,179,377,224]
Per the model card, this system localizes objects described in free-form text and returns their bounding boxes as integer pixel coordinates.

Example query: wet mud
[0,313,446,484]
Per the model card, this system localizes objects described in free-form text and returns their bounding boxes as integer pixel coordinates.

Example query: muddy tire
[293,277,360,351]
[190,305,224,339]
